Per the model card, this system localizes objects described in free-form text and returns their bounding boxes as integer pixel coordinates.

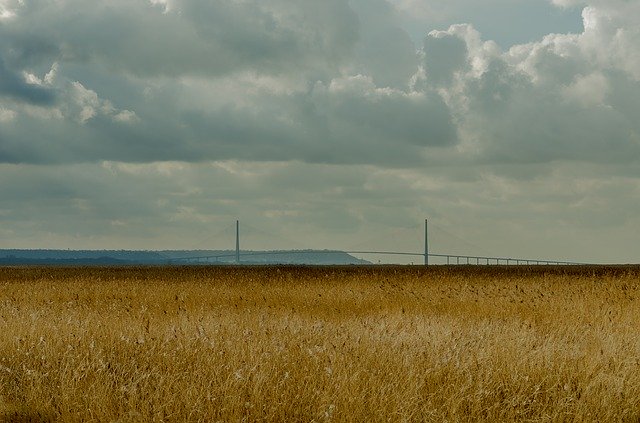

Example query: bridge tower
[235,220,240,263]
[424,218,429,266]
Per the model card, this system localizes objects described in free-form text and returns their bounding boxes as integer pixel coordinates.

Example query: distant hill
[0,249,370,265]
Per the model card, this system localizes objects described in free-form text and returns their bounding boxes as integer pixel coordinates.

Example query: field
[1,265,640,422]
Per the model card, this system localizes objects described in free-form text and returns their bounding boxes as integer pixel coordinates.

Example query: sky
[0,0,639,263]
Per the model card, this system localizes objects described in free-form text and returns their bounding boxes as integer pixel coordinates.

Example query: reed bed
[1,265,640,422]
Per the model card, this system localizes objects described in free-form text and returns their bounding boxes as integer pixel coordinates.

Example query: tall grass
[1,266,640,422]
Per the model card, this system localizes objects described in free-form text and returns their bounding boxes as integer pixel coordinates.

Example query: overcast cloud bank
[0,0,638,262]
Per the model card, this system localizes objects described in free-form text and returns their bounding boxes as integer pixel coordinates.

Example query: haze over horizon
[0,0,639,264]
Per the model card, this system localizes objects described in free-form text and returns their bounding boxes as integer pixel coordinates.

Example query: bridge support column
[424,219,429,266]
[235,220,240,264]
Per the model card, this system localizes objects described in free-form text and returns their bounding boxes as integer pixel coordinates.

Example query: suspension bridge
[170,220,586,266]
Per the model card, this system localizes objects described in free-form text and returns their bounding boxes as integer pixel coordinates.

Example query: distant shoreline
[0,249,371,265]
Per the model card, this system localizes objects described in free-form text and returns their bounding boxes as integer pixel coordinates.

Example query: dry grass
[1,265,640,422]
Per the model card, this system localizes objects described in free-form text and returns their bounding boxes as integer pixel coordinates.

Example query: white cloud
[67,81,139,124]
[69,82,100,123]
[412,2,640,165]
[0,107,16,122]
[22,71,42,85]
[149,0,170,13]
[561,72,609,107]
[113,110,139,124]
[44,62,58,85]
[0,0,21,20]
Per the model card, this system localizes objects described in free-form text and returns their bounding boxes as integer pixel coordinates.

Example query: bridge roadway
[167,250,585,266]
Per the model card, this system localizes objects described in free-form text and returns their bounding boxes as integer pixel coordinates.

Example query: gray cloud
[0,71,458,166]
[0,160,638,263]
[0,0,639,262]
[1,0,458,166]
[0,0,358,78]
[416,9,640,166]
[0,57,56,105]
[348,0,419,88]
[422,31,468,86]
[2,0,636,169]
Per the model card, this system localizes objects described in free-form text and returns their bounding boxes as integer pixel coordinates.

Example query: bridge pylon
[424,218,429,266]
[235,220,240,263]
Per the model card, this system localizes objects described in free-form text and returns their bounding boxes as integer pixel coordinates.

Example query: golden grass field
[1,265,640,422]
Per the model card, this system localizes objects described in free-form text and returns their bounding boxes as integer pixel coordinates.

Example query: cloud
[0,0,359,78]
[0,0,639,261]
[67,81,137,124]
[0,0,456,166]
[348,0,419,88]
[0,0,637,170]
[0,67,457,165]
[422,29,469,86]
[413,3,640,166]
[0,57,56,105]
[0,159,638,262]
